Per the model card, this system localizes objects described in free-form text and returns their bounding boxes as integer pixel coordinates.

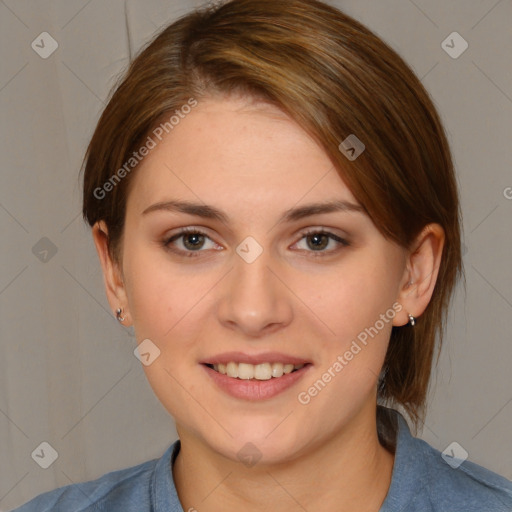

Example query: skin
[93,95,445,511]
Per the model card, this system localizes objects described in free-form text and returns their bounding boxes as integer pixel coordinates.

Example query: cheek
[300,263,397,399]
[122,246,178,339]
[123,246,219,343]
[306,256,398,339]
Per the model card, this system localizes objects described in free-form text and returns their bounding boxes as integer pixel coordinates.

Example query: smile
[202,362,312,401]
[206,362,306,380]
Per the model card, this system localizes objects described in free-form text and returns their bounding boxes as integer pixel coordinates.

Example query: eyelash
[162,227,350,258]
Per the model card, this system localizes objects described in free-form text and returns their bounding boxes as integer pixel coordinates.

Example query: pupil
[308,233,328,250]
[184,233,204,250]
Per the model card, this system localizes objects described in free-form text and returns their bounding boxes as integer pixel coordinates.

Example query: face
[111,96,410,463]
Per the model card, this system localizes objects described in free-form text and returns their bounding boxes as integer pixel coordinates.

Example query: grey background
[1,0,511,509]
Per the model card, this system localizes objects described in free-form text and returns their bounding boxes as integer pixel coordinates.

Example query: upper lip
[200,351,311,366]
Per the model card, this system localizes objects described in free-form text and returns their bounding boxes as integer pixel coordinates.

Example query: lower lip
[202,364,312,401]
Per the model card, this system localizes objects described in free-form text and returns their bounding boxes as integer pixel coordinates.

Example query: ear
[393,223,445,327]
[92,221,132,326]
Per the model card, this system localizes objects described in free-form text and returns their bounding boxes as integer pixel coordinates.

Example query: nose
[216,247,294,338]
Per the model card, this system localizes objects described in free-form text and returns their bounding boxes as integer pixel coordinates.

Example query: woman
[12,0,512,510]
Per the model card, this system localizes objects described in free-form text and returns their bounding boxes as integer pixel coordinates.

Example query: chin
[205,420,308,466]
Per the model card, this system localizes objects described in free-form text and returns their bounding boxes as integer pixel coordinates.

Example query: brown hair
[81,0,464,428]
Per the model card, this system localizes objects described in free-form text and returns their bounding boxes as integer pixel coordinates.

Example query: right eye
[162,227,222,257]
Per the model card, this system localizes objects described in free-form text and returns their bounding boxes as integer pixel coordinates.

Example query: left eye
[293,230,349,254]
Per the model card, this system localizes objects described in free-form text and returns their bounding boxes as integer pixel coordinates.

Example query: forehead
[126,96,358,217]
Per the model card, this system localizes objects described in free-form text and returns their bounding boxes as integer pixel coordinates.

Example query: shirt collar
[153,438,184,512]
[379,407,430,511]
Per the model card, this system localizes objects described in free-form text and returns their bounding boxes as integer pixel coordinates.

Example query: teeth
[283,363,295,374]
[226,361,238,378]
[212,362,305,380]
[238,363,254,380]
[271,362,284,378]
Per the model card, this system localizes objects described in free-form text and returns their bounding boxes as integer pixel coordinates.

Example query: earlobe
[92,221,131,325]
[393,223,445,327]
[115,307,126,323]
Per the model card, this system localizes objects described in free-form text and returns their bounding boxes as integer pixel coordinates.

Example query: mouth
[201,360,313,401]
[199,352,313,400]
[203,362,309,380]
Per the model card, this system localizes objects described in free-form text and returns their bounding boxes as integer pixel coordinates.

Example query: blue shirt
[11,408,512,511]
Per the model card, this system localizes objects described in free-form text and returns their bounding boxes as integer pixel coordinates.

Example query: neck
[173,403,395,512]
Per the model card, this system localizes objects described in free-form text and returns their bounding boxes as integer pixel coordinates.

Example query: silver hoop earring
[408,313,416,326]
[116,308,125,323]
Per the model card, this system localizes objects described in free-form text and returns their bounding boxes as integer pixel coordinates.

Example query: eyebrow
[142,199,366,224]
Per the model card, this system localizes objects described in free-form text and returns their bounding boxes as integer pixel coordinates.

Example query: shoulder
[417,436,512,511]
[381,407,512,512]
[9,450,166,512]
